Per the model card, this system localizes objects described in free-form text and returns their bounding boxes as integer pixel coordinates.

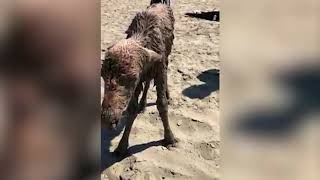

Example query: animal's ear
[142,47,162,64]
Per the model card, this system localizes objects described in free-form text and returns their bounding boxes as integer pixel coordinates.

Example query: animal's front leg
[155,68,177,147]
[114,111,137,156]
[114,88,140,156]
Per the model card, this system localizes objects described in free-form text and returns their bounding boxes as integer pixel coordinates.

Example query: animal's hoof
[114,145,129,156]
[138,102,147,113]
[163,137,179,149]
[138,105,146,113]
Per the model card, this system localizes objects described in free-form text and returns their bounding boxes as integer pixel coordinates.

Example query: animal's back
[125,4,174,57]
[148,4,175,57]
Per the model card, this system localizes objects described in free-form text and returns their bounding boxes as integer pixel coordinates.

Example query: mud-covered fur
[101,3,176,155]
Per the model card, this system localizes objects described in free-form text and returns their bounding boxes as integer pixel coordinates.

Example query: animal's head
[101,40,161,129]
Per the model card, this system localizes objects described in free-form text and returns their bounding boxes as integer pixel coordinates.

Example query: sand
[101,0,220,179]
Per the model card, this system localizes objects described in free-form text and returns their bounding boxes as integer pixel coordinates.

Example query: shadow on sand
[101,117,164,173]
[234,64,320,137]
[182,69,219,99]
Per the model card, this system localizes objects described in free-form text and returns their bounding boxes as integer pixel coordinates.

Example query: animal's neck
[128,33,148,47]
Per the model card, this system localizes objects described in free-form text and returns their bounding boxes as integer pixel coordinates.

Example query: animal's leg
[136,81,143,95]
[155,66,177,147]
[114,84,141,155]
[139,81,150,112]
[165,57,171,104]
[114,110,137,155]
[166,84,171,103]
[135,81,144,110]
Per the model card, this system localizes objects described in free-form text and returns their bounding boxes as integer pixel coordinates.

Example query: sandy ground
[101,0,220,179]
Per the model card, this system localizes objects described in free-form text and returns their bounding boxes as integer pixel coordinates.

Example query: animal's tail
[150,0,171,6]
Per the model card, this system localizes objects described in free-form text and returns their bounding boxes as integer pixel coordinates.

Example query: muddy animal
[101,0,177,155]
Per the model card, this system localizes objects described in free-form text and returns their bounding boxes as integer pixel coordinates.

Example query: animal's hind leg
[166,85,171,104]
[165,57,171,104]
[155,66,177,147]
[136,81,143,95]
[139,81,150,113]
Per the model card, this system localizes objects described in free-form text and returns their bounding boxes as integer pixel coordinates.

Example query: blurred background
[0,0,100,179]
[223,0,320,179]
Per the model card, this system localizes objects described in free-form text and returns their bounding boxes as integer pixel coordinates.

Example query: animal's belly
[140,67,157,83]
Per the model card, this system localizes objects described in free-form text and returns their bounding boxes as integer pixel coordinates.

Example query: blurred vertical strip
[0,0,100,180]
[223,0,320,179]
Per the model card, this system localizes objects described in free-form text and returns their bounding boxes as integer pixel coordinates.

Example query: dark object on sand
[185,10,220,22]
[150,0,170,6]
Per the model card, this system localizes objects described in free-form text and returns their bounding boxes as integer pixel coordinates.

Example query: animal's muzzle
[101,110,118,130]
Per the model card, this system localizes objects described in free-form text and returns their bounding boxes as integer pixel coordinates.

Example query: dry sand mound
[101,0,220,179]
